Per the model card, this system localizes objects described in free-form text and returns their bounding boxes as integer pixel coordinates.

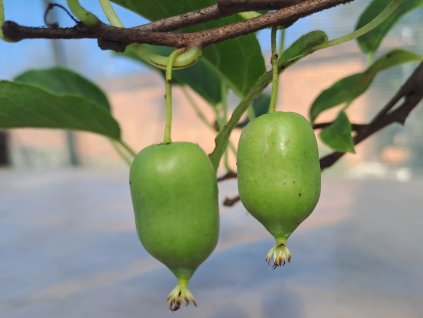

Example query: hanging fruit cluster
[128,28,321,311]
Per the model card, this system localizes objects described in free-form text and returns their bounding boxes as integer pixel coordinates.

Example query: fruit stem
[269,26,279,113]
[265,243,292,269]
[167,278,197,311]
[98,0,201,70]
[278,27,286,58]
[109,139,131,165]
[98,0,124,27]
[66,0,98,26]
[163,48,185,144]
[182,86,237,156]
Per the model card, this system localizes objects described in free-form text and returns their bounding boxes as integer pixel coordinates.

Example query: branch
[2,0,355,49]
[221,62,423,206]
[313,122,366,130]
[320,62,423,170]
[218,0,306,11]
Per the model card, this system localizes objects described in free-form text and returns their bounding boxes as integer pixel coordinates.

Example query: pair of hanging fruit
[129,26,321,311]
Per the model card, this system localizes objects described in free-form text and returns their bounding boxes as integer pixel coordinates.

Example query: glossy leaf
[279,30,329,67]
[310,49,423,122]
[111,0,265,97]
[14,67,111,110]
[356,0,423,54]
[320,111,355,153]
[0,81,121,139]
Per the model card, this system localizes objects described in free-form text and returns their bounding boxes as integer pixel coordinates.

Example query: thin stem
[220,82,232,171]
[0,0,4,39]
[278,27,286,109]
[164,48,185,144]
[118,140,137,158]
[180,86,214,130]
[247,105,256,121]
[97,0,202,71]
[238,11,262,20]
[110,140,132,166]
[314,0,403,51]
[98,0,124,27]
[214,83,228,132]
[367,52,375,66]
[269,26,279,113]
[279,28,286,57]
[181,86,237,156]
[66,0,98,26]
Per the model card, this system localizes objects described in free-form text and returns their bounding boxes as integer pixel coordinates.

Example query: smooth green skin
[129,142,219,280]
[237,112,321,243]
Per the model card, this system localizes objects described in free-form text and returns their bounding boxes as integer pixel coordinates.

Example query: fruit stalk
[164,48,185,144]
[269,26,279,113]
[66,0,98,26]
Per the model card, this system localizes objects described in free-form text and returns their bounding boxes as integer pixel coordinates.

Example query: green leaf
[173,60,222,106]
[279,30,329,66]
[310,73,372,122]
[310,49,423,122]
[111,0,266,97]
[370,49,423,72]
[0,81,121,139]
[320,111,355,153]
[126,46,222,106]
[356,0,423,54]
[14,67,111,110]
[237,93,271,128]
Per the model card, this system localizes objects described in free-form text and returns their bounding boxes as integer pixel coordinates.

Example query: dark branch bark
[222,62,423,206]
[2,0,355,49]
[134,5,222,32]
[219,0,311,11]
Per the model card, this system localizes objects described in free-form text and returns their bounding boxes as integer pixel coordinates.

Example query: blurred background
[0,0,422,178]
[1,1,422,318]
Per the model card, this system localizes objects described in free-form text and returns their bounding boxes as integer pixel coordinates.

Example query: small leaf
[279,30,329,67]
[370,49,423,73]
[14,67,111,110]
[0,81,121,139]
[320,111,355,153]
[356,0,423,54]
[310,49,423,122]
[310,73,372,122]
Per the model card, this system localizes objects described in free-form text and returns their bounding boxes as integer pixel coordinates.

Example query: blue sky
[0,0,395,81]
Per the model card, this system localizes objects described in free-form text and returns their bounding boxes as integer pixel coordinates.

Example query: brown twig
[312,122,367,131]
[2,0,354,49]
[222,62,423,206]
[218,0,305,11]
[319,62,423,170]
